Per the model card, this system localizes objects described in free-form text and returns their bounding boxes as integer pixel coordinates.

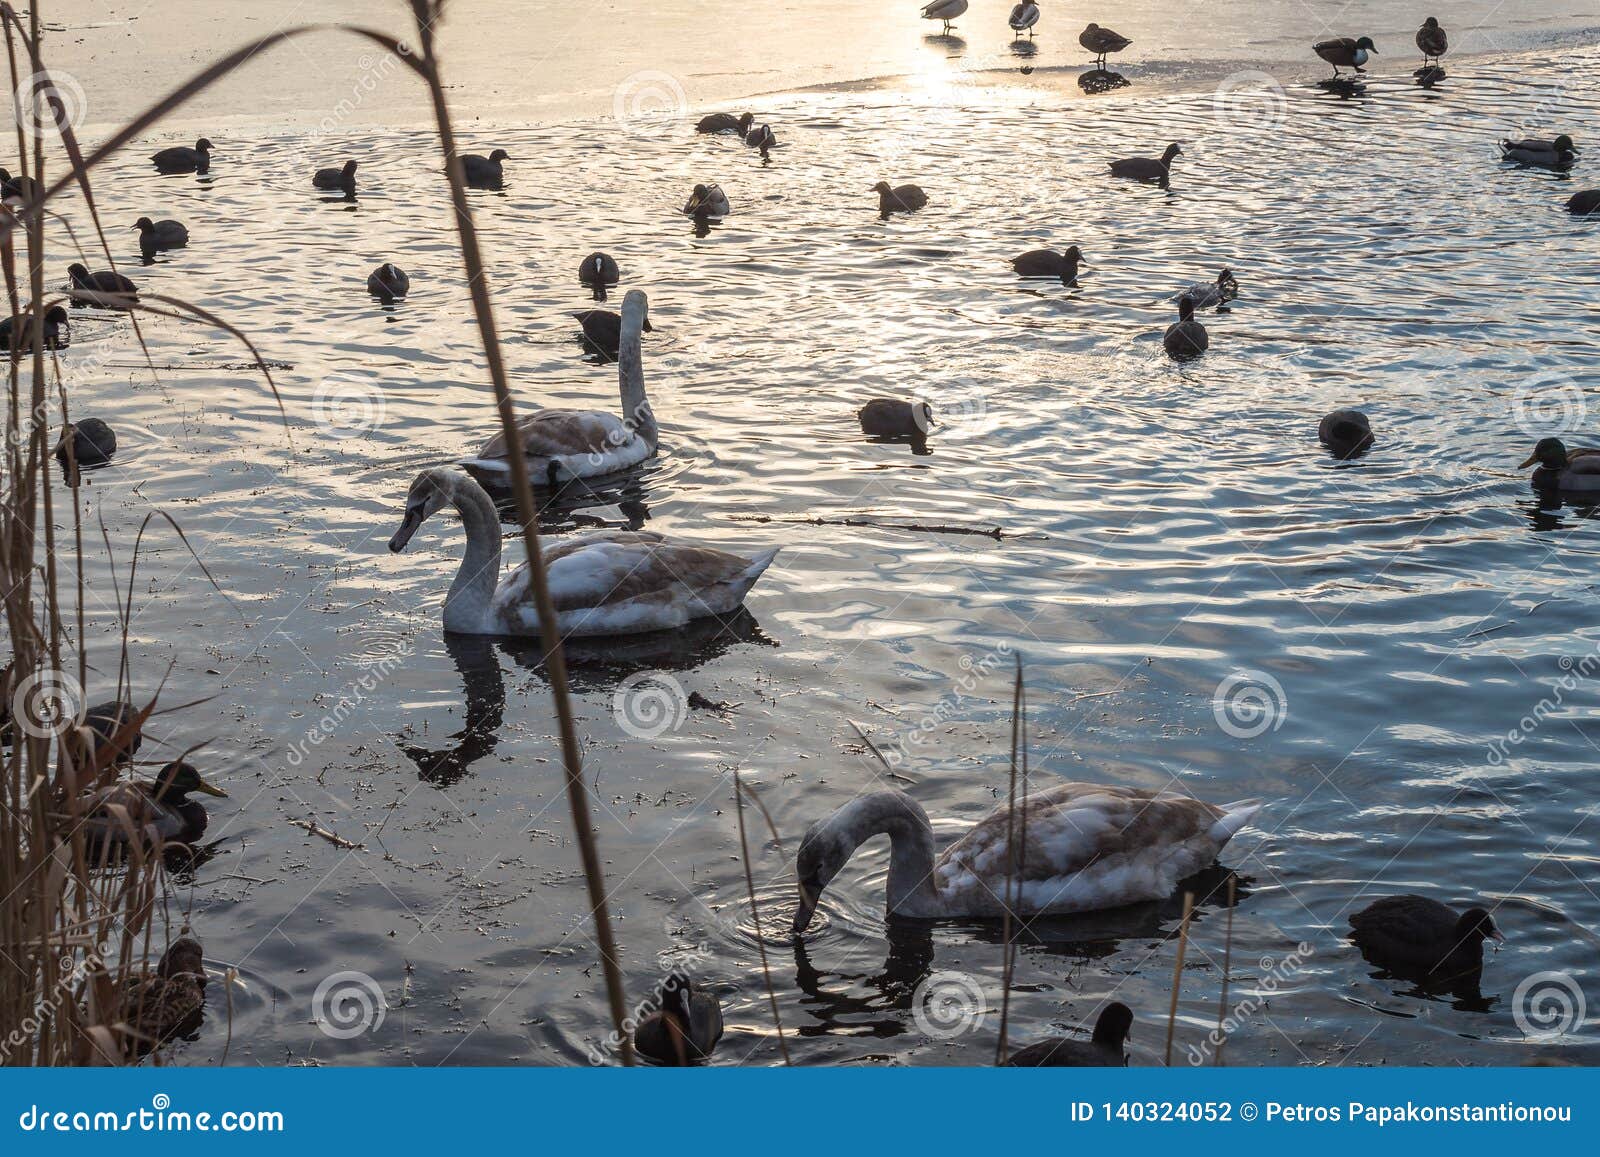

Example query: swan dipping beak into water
[793,782,1261,933]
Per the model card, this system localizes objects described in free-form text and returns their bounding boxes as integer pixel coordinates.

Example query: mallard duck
[633,972,724,1064]
[461,149,509,188]
[683,182,730,217]
[1566,189,1600,215]
[1109,143,1181,186]
[1004,1002,1132,1066]
[921,0,968,34]
[1349,895,1502,981]
[696,111,754,135]
[1008,2,1040,37]
[1521,437,1600,491]
[0,303,68,351]
[1314,36,1377,76]
[312,158,358,196]
[116,935,207,1049]
[744,123,777,159]
[858,399,933,438]
[1163,295,1208,359]
[82,761,227,853]
[793,783,1261,932]
[873,181,927,215]
[151,138,213,174]
[66,264,137,308]
[1500,135,1577,168]
[1011,245,1084,284]
[1415,18,1447,66]
[388,466,779,636]
[1079,23,1131,68]
[1318,409,1372,458]
[1175,268,1237,311]
[462,290,658,485]
[133,217,188,260]
[366,263,410,302]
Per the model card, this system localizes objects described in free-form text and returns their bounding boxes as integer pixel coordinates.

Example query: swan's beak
[1519,453,1539,469]
[192,775,228,798]
[389,504,425,552]
[792,886,819,936]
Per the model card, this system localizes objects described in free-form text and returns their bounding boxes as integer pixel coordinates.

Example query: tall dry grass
[1,0,631,1064]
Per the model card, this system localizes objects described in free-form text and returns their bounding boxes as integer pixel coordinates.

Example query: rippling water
[34,44,1600,1065]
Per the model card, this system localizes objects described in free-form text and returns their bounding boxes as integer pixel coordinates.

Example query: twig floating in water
[290,818,364,850]
[727,514,1045,541]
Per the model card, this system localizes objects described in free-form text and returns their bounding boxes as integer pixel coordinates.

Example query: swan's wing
[475,410,632,461]
[934,782,1260,911]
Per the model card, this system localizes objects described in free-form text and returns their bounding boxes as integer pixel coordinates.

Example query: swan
[1313,36,1377,77]
[1080,23,1131,68]
[462,290,658,485]
[1163,295,1209,359]
[921,0,968,34]
[388,466,778,637]
[1521,437,1600,492]
[792,782,1261,932]
[1008,2,1039,37]
[1174,268,1237,311]
[1415,18,1447,67]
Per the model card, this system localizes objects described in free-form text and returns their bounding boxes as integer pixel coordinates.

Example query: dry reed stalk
[733,770,790,1064]
[1214,874,1236,1065]
[1163,891,1195,1066]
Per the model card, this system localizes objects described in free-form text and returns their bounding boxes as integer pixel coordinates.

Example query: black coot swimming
[66,264,137,308]
[575,307,651,359]
[0,304,68,351]
[151,138,214,174]
[367,263,410,302]
[461,149,508,188]
[313,158,358,196]
[134,216,189,260]
[1004,1002,1133,1067]
[1349,894,1503,983]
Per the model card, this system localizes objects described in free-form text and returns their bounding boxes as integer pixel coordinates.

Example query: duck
[0,694,140,757]
[0,167,40,203]
[1520,437,1600,492]
[462,290,659,485]
[366,262,410,302]
[388,466,779,637]
[461,149,509,188]
[1348,895,1503,982]
[873,181,928,215]
[1566,189,1600,215]
[151,138,214,174]
[115,935,207,1050]
[696,111,754,135]
[133,216,188,260]
[1314,36,1378,77]
[0,303,68,351]
[1080,23,1131,69]
[921,0,968,34]
[633,972,724,1064]
[1004,1001,1133,1067]
[1109,143,1181,187]
[1175,268,1237,311]
[1500,135,1577,168]
[1163,295,1208,359]
[570,299,655,362]
[66,264,137,308]
[858,399,934,438]
[1318,409,1373,458]
[792,782,1261,932]
[1008,2,1040,38]
[82,761,227,853]
[744,123,777,159]
[55,418,117,476]
[683,183,730,217]
[312,158,358,196]
[1011,245,1084,284]
[1416,17,1447,67]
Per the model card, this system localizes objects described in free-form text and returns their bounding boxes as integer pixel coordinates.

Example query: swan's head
[621,289,652,331]
[1456,907,1505,946]
[793,813,856,935]
[1521,437,1568,471]
[389,467,461,552]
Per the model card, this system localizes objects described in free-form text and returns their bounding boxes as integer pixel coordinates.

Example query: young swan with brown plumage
[793,783,1260,932]
[389,466,778,637]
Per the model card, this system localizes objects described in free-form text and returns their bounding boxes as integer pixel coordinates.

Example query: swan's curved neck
[442,477,502,632]
[618,303,657,449]
[836,792,943,918]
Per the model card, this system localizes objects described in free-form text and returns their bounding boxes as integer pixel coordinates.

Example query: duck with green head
[1521,437,1600,491]
[82,761,227,855]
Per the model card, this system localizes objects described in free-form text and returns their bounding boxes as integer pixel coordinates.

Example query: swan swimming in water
[388,466,779,637]
[461,289,658,486]
[793,782,1261,932]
